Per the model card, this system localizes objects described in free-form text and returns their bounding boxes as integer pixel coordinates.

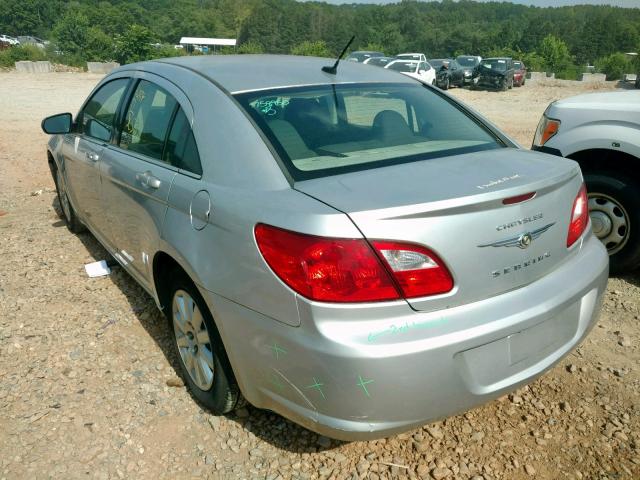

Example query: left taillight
[254,224,454,303]
[567,184,589,248]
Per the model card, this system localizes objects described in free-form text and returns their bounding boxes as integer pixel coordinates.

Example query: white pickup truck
[532,90,640,273]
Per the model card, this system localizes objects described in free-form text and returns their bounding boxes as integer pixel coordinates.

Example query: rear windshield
[481,59,508,71]
[234,83,503,181]
[386,61,417,73]
[457,56,479,67]
[514,61,523,69]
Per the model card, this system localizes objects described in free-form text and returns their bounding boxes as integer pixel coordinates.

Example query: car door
[450,61,463,85]
[61,77,130,237]
[99,76,189,287]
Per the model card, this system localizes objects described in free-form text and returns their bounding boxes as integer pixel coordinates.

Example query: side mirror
[41,113,72,134]
[86,119,112,142]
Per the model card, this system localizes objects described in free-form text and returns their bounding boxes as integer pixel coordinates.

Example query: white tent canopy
[179,37,236,47]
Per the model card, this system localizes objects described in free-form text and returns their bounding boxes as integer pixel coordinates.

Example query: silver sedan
[41,54,608,440]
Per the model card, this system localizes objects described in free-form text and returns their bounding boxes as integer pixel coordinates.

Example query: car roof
[151,54,410,94]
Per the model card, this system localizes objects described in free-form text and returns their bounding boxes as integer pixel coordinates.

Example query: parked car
[16,35,46,48]
[456,55,482,84]
[385,58,436,85]
[513,60,527,87]
[429,58,465,90]
[363,56,394,68]
[42,55,607,440]
[396,53,427,63]
[346,51,385,63]
[0,34,20,46]
[473,57,515,91]
[532,90,640,273]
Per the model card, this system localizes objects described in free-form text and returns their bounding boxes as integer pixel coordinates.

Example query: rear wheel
[167,272,242,413]
[585,172,640,274]
[53,164,85,233]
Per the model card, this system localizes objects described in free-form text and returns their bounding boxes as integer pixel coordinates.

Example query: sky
[315,0,640,7]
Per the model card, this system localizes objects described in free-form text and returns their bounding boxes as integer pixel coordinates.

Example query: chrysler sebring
[41,55,608,440]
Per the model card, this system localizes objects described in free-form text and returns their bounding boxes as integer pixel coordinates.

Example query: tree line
[1,0,639,79]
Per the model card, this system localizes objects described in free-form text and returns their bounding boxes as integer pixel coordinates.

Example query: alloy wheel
[588,193,630,255]
[172,289,215,390]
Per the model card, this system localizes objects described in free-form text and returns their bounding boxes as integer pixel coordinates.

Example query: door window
[164,108,202,175]
[120,80,178,161]
[79,78,129,142]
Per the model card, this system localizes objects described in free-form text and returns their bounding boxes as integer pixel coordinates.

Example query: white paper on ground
[85,260,111,277]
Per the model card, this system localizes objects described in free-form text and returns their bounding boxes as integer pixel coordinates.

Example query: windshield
[457,56,479,67]
[387,61,417,73]
[481,59,507,71]
[235,83,503,181]
[397,54,422,61]
[347,52,382,63]
[367,57,391,67]
[429,59,446,69]
[514,61,523,70]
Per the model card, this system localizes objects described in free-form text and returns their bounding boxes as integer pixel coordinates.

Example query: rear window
[235,83,503,181]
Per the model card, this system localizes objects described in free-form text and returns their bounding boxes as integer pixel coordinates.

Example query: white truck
[532,90,640,273]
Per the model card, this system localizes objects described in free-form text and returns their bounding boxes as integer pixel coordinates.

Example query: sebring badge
[478,223,555,249]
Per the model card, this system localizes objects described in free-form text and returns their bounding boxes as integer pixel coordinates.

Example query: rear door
[99,75,191,286]
[62,78,130,236]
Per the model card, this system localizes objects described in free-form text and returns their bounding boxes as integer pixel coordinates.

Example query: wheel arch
[152,250,199,314]
[567,148,640,183]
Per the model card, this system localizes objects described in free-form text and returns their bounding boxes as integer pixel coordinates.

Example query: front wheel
[168,273,242,413]
[585,172,640,274]
[442,77,450,90]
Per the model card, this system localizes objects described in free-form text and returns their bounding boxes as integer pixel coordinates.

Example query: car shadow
[51,197,341,453]
[616,80,638,90]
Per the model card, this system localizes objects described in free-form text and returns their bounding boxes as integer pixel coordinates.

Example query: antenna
[322,35,355,75]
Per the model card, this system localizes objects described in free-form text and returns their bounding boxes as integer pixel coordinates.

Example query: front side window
[80,78,129,142]
[120,80,178,161]
[236,83,503,181]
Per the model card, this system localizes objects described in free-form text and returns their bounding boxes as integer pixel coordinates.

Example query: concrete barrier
[86,62,120,74]
[15,60,53,73]
[580,73,606,82]
[527,71,548,81]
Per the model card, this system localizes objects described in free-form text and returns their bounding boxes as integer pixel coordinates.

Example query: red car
[514,60,526,86]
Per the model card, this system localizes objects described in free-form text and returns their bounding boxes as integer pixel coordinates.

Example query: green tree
[114,24,154,64]
[539,34,572,73]
[595,53,631,80]
[291,40,331,57]
[85,26,114,61]
[237,41,264,54]
[52,10,89,57]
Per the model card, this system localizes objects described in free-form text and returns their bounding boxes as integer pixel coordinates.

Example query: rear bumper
[203,235,608,440]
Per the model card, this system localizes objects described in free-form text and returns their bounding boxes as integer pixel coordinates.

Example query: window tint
[120,80,178,161]
[80,78,128,141]
[236,83,502,181]
[164,108,202,175]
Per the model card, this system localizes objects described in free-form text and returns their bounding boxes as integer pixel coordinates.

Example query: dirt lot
[0,72,638,480]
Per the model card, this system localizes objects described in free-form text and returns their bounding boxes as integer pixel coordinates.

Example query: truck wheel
[52,164,85,233]
[585,173,640,274]
[167,272,242,413]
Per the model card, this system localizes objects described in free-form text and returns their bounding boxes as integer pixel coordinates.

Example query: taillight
[371,241,454,298]
[255,224,454,303]
[533,115,560,147]
[567,184,589,247]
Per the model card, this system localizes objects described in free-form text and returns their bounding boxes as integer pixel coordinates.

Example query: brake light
[567,184,589,247]
[255,224,454,302]
[371,241,454,298]
[533,115,560,147]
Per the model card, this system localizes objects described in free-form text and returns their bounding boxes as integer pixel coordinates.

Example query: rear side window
[80,78,129,141]
[164,108,202,175]
[235,83,503,181]
[120,80,177,161]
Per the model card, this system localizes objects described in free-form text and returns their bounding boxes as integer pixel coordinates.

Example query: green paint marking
[356,375,374,397]
[305,377,326,399]
[270,343,287,359]
[269,372,284,391]
[367,318,448,343]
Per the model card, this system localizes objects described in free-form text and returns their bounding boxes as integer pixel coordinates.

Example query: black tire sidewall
[585,172,640,274]
[167,273,239,413]
[52,165,84,233]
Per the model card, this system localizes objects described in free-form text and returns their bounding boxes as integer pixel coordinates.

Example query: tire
[501,79,508,92]
[167,271,242,413]
[442,77,450,90]
[585,172,640,274]
[52,164,85,233]
[508,78,513,89]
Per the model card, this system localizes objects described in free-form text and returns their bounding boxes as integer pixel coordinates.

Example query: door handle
[86,151,100,162]
[136,171,161,189]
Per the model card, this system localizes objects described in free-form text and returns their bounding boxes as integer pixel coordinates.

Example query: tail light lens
[533,115,560,147]
[567,184,589,247]
[255,224,454,303]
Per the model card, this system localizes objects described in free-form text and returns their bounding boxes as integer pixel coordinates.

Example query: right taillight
[533,115,560,147]
[254,224,454,303]
[567,184,589,248]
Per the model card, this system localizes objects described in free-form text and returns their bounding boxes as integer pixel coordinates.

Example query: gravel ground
[0,72,638,480]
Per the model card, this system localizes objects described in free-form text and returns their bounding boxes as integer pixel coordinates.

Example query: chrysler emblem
[478,223,555,249]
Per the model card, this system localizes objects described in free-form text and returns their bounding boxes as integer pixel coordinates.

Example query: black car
[456,55,481,84]
[429,59,465,90]
[473,57,515,91]
[345,51,385,63]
